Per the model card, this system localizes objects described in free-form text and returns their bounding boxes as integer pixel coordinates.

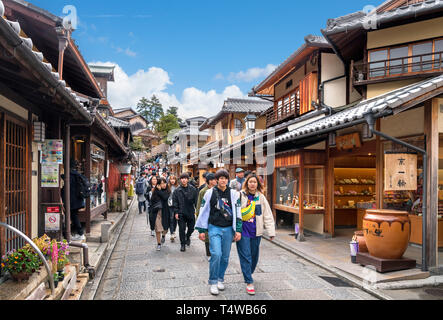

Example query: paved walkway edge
[263,236,393,300]
[81,198,136,300]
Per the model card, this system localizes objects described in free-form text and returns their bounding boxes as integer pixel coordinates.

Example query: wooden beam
[299,152,305,241]
[376,119,384,210]
[424,99,439,269]
[325,139,334,236]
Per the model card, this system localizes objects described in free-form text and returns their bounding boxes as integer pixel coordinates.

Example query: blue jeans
[208,224,234,285]
[138,201,146,214]
[236,236,261,284]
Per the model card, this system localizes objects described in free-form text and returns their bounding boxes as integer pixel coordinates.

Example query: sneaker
[156,244,161,251]
[170,233,176,242]
[210,285,219,296]
[151,230,155,237]
[72,234,86,241]
[246,285,255,296]
[180,245,186,252]
[161,236,166,244]
[217,282,225,291]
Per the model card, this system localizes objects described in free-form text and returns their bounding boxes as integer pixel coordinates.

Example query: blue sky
[31,0,379,118]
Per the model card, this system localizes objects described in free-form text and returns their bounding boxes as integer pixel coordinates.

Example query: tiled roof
[266,75,443,146]
[222,98,273,114]
[0,0,90,120]
[323,0,443,35]
[107,116,130,128]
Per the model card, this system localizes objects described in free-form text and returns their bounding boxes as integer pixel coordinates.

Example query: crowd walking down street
[94,190,377,300]
[91,167,377,300]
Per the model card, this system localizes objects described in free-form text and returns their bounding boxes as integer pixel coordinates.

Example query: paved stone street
[94,204,378,300]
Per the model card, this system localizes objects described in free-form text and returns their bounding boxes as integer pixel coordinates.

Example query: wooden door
[0,114,29,256]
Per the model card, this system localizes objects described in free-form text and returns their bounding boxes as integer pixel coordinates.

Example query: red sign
[46,206,60,213]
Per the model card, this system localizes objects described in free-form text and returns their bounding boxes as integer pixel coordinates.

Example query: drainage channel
[81,200,136,300]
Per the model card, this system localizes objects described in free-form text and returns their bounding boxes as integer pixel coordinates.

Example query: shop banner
[41,139,63,164]
[41,164,60,188]
[384,153,417,191]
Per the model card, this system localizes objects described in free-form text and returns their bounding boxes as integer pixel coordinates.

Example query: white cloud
[224,64,277,83]
[90,62,247,120]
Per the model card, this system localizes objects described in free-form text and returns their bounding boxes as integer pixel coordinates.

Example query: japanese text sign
[384,153,417,191]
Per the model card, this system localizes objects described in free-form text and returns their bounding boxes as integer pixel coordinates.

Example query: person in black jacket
[61,159,87,241]
[173,173,198,252]
[150,177,171,251]
[147,175,159,237]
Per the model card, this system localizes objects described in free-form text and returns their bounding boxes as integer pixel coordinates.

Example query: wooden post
[299,153,305,242]
[0,113,4,256]
[325,139,334,236]
[424,99,439,269]
[376,118,384,210]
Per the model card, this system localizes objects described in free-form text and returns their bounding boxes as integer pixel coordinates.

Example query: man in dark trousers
[173,173,198,252]
[62,159,89,241]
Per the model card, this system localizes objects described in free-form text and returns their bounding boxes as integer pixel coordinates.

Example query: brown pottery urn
[362,209,411,260]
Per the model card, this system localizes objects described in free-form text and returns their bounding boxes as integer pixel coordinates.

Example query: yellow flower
[14,261,17,264]
[1,263,4,268]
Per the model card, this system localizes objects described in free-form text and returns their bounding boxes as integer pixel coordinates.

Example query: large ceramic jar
[363,209,411,260]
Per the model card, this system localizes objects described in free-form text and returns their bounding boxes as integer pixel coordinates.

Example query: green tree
[155,113,180,144]
[136,95,164,129]
[130,136,145,152]
[166,106,182,123]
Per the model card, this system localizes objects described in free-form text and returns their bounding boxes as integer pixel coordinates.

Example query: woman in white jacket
[237,174,276,295]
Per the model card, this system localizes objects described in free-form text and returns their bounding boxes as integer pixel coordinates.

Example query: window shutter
[299,72,318,115]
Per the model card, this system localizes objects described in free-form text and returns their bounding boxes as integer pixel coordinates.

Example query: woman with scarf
[236,174,276,295]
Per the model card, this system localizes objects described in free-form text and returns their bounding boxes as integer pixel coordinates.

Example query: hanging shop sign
[41,164,59,188]
[41,140,63,164]
[336,132,361,151]
[384,153,417,191]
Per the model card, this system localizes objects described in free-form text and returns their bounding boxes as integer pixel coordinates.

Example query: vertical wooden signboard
[384,153,417,191]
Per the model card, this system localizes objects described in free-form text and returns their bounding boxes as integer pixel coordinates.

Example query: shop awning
[266,74,443,147]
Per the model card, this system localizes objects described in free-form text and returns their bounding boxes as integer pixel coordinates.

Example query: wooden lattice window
[0,114,29,256]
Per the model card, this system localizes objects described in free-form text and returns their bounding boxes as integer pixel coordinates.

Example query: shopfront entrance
[0,113,30,255]
[333,155,376,238]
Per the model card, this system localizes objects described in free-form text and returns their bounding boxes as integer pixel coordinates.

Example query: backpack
[76,173,91,199]
[136,179,145,195]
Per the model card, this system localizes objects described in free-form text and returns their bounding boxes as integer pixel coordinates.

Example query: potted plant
[1,248,40,282]
[57,255,70,281]
[53,272,60,288]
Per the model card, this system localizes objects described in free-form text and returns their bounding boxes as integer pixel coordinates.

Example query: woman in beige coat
[236,174,276,295]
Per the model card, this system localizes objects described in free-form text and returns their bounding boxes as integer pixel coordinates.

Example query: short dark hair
[203,172,208,179]
[180,173,190,180]
[215,169,230,180]
[206,173,216,183]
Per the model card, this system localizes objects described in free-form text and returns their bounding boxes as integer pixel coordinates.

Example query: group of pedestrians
[136,166,276,296]
[136,170,198,252]
[195,169,275,296]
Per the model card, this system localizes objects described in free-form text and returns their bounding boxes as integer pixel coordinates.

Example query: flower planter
[10,272,32,282]
[363,209,411,260]
[58,270,65,281]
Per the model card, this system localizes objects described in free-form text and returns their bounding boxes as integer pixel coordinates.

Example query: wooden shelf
[274,204,325,215]
[335,194,375,197]
[335,184,375,186]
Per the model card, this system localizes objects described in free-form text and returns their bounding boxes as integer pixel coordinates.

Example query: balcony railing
[353,51,443,85]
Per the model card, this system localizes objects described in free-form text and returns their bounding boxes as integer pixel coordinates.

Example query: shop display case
[90,144,106,209]
[303,167,325,211]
